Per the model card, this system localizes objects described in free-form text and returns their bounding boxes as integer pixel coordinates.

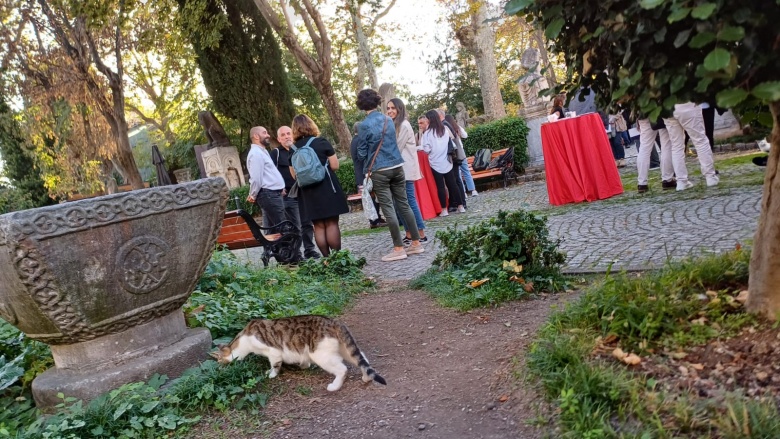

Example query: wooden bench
[217,209,302,266]
[466,147,518,188]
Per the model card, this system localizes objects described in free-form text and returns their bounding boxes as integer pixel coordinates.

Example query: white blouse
[421,129,453,174]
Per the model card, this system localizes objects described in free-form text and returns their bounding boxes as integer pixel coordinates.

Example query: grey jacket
[357,111,404,175]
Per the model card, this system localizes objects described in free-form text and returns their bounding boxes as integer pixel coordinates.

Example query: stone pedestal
[201,146,245,189]
[0,178,228,408]
[525,115,548,167]
[714,109,743,140]
[33,312,211,408]
[173,168,192,183]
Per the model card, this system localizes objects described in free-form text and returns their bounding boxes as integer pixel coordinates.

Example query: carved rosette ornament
[0,178,228,345]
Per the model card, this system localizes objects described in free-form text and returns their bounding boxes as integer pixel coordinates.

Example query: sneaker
[404,236,428,245]
[457,206,467,213]
[706,175,720,187]
[676,181,694,191]
[471,190,479,196]
[661,179,677,190]
[439,210,449,217]
[381,248,407,262]
[448,207,457,213]
[406,244,425,255]
[638,184,649,193]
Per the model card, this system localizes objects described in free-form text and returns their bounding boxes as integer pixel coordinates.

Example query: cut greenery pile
[0,249,370,438]
[412,210,567,310]
[524,248,780,437]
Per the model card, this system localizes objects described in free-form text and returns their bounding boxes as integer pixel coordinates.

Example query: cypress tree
[0,94,53,207]
[179,0,296,143]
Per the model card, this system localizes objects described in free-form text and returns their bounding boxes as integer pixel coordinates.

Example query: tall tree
[452,0,506,120]
[507,0,780,318]
[35,0,145,190]
[179,0,295,138]
[0,93,52,207]
[253,0,352,150]
[345,0,395,93]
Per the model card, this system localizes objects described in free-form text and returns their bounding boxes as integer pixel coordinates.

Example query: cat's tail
[339,324,387,385]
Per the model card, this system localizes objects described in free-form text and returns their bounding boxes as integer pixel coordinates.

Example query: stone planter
[0,178,228,407]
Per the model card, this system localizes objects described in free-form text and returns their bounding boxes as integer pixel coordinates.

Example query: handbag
[362,116,389,221]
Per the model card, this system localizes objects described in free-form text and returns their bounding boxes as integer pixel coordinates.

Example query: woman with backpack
[291,114,349,257]
[356,89,424,262]
[421,110,466,216]
[386,98,427,244]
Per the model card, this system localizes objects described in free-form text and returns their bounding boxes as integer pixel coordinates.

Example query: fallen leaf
[735,242,742,251]
[623,354,641,365]
[281,419,292,426]
[502,260,523,273]
[498,395,509,402]
[690,363,704,371]
[603,334,618,345]
[668,351,688,359]
[705,290,718,298]
[188,304,205,315]
[736,290,749,304]
[678,365,689,376]
[612,348,627,361]
[509,275,526,284]
[470,278,490,288]
[504,321,511,327]
[523,282,534,292]
[691,317,708,325]
[756,371,769,381]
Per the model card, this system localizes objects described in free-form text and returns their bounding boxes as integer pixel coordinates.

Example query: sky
[374,0,450,97]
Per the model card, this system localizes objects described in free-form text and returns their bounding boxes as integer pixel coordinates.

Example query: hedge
[462,116,530,173]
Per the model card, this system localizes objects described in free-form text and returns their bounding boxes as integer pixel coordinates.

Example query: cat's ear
[208,351,220,359]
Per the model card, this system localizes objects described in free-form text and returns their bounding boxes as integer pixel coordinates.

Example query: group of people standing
[246,88,479,264]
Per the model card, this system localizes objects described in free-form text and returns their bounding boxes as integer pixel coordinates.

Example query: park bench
[467,147,518,188]
[217,199,302,266]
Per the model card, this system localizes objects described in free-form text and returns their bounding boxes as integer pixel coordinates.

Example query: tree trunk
[318,77,352,153]
[471,3,506,120]
[348,0,378,93]
[533,29,557,86]
[747,101,780,320]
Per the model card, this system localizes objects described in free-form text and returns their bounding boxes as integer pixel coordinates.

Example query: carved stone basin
[0,178,228,407]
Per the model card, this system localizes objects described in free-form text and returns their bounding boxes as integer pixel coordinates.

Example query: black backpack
[472,148,492,171]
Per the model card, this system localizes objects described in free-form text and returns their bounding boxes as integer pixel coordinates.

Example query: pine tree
[179,0,296,143]
[0,94,52,207]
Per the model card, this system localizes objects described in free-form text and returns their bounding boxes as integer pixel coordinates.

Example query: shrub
[413,210,567,310]
[227,185,259,216]
[462,116,530,173]
[0,186,36,214]
[334,158,357,195]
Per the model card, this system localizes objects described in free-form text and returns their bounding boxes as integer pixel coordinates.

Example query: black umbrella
[151,144,172,186]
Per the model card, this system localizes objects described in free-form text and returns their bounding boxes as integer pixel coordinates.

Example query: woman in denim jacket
[356,89,424,262]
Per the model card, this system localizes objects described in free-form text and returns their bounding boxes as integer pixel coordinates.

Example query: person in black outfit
[350,121,387,229]
[273,126,320,259]
[550,95,566,119]
[291,114,349,257]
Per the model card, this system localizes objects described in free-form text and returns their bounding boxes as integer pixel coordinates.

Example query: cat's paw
[268,369,279,379]
[326,382,342,392]
[361,374,372,383]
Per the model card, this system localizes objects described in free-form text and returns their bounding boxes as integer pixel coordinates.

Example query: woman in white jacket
[421,110,465,216]
[387,98,427,242]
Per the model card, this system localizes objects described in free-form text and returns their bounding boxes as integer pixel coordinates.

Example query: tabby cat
[210,315,386,391]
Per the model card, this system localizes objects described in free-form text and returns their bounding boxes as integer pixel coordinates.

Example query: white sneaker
[457,206,466,213]
[471,190,478,196]
[706,175,720,187]
[676,181,694,191]
[439,210,449,217]
[381,248,407,262]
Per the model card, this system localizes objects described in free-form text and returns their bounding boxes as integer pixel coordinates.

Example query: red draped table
[541,113,623,206]
[413,150,442,220]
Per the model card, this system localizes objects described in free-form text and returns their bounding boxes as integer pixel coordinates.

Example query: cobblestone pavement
[236,150,765,280]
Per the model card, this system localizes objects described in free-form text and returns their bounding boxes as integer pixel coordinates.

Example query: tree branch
[301,0,331,67]
[367,0,396,37]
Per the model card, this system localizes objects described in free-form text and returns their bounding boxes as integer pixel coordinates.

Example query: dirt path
[261,282,567,439]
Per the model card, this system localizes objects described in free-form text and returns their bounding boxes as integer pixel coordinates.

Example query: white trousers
[663,103,717,183]
[636,119,673,185]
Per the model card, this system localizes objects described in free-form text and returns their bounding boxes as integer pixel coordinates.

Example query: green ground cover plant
[524,249,778,437]
[411,210,567,310]
[0,249,369,438]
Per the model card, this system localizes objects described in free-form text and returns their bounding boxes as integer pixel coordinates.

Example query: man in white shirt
[246,126,286,232]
